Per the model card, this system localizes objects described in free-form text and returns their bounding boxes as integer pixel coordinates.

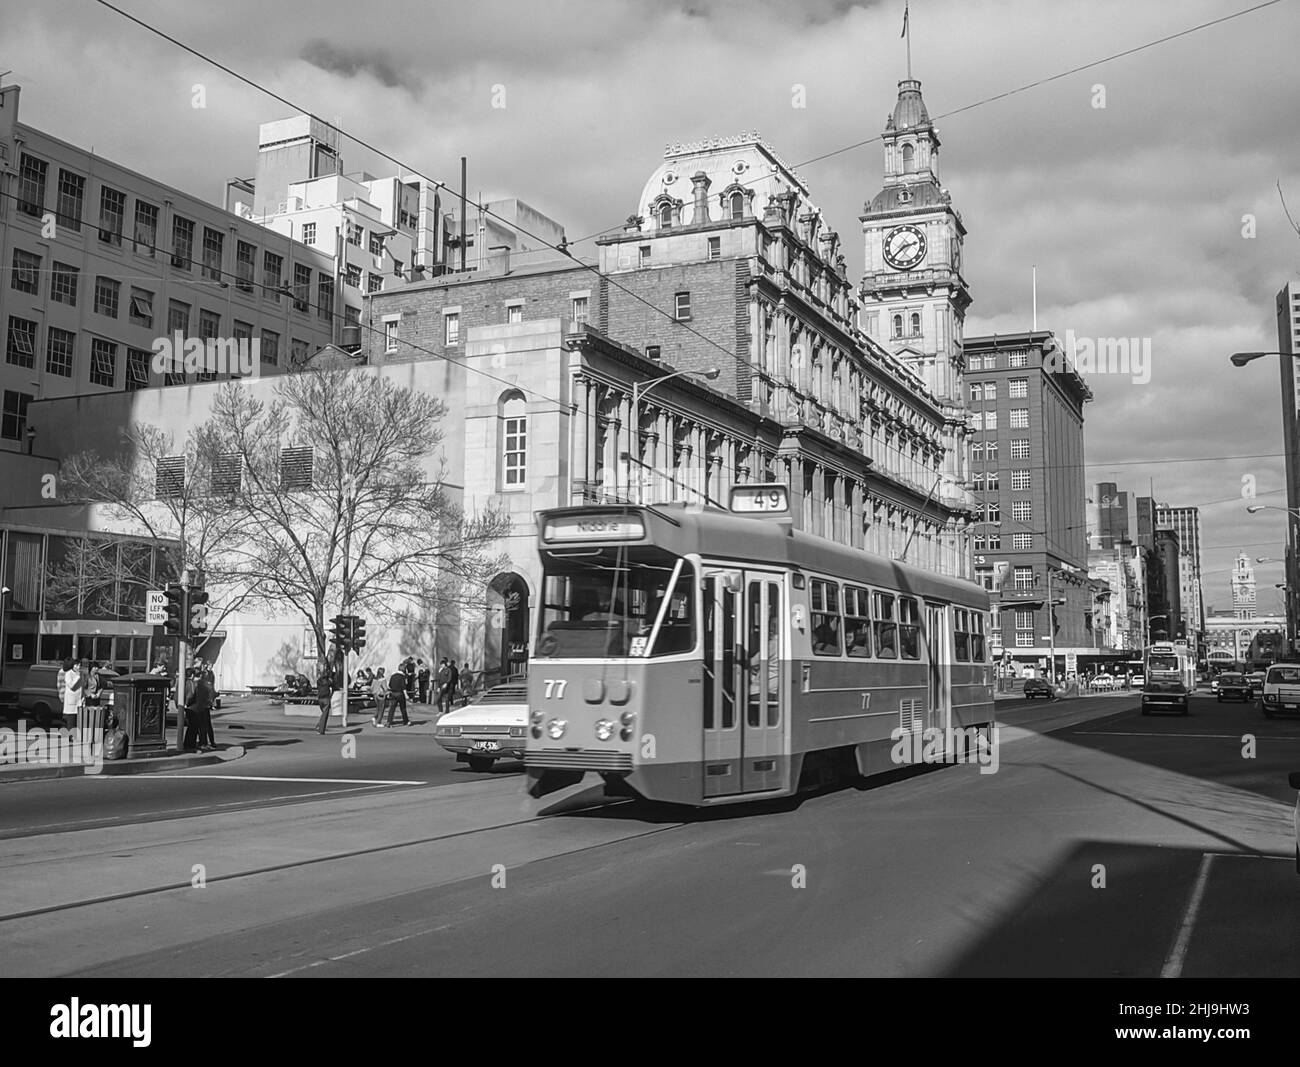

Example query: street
[1,689,1294,978]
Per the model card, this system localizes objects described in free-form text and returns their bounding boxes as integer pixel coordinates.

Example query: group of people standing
[56,658,117,726]
[314,655,476,734]
[181,660,218,752]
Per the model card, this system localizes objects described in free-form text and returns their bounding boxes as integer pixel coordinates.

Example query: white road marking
[267,923,458,977]
[1161,853,1215,979]
[1078,731,1300,740]
[117,775,427,785]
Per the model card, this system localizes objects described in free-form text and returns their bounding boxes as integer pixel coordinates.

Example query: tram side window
[845,586,872,657]
[810,579,842,656]
[970,612,986,661]
[873,591,897,659]
[954,608,970,662]
[898,597,921,660]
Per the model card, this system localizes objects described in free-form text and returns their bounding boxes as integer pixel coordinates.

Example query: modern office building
[1087,481,1131,549]
[1276,280,1300,652]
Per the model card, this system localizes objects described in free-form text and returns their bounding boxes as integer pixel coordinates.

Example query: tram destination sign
[543,515,646,542]
[729,484,790,514]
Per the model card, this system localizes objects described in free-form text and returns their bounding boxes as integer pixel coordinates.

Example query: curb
[0,745,246,784]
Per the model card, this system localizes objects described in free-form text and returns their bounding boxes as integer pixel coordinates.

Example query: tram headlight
[594,718,615,741]
[546,719,567,740]
[619,711,636,726]
[530,710,544,725]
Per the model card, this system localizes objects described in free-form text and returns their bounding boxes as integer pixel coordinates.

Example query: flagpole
[904,2,912,78]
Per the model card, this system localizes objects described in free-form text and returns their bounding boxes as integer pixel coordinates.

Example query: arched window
[901,143,915,172]
[910,312,921,336]
[730,191,745,220]
[659,202,673,229]
[500,391,527,488]
[892,314,904,339]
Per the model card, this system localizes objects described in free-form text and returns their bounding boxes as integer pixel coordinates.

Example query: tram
[524,484,995,807]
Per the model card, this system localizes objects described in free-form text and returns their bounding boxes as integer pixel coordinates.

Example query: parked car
[1090,675,1115,691]
[17,664,65,728]
[1260,664,1300,719]
[433,683,528,772]
[1215,672,1252,703]
[1023,678,1056,700]
[1246,671,1267,697]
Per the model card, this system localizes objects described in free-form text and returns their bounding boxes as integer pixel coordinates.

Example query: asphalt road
[2,689,1296,977]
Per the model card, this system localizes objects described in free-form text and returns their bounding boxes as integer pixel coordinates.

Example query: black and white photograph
[0,0,1297,1038]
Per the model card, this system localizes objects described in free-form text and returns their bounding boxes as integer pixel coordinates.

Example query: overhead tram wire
[89,0,1283,419]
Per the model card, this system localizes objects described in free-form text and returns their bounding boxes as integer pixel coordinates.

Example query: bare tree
[200,366,511,658]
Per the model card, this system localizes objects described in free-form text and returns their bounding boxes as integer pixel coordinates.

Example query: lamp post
[630,366,720,504]
[0,586,10,688]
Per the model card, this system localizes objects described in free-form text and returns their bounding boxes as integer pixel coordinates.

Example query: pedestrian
[401,656,417,702]
[382,662,410,727]
[460,662,474,705]
[183,670,215,752]
[61,657,86,729]
[435,658,452,715]
[416,659,430,704]
[446,659,460,708]
[315,662,335,734]
[370,667,388,726]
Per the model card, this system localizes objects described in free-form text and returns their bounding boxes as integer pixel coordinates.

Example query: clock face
[883,225,927,271]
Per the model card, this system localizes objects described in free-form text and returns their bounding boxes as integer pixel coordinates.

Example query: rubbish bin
[105,673,171,758]
[77,699,106,754]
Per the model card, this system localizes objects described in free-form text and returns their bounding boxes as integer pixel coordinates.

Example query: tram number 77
[543,679,568,699]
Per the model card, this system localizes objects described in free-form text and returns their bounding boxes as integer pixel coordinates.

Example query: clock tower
[858,78,970,404]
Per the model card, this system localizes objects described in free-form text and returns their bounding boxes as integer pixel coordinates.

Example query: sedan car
[1023,678,1056,700]
[433,683,527,772]
[1260,664,1300,719]
[1215,673,1252,703]
[1246,671,1267,696]
[1090,675,1115,691]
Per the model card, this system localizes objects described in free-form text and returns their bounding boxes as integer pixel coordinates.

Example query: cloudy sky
[4,0,1299,604]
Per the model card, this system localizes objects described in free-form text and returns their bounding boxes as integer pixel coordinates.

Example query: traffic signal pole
[175,571,189,751]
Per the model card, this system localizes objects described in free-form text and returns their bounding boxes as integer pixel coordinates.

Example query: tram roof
[538,502,989,609]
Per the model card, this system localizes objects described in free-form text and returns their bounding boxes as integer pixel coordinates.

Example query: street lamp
[1229,350,1289,367]
[630,366,720,504]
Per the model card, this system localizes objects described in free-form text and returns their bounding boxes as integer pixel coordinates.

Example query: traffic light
[328,614,347,653]
[163,583,186,638]
[189,587,210,639]
[351,616,366,652]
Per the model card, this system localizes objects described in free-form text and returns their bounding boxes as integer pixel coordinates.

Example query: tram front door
[702,570,787,797]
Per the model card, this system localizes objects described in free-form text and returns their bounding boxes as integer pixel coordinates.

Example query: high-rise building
[1156,503,1204,647]
[1276,280,1300,651]
[1087,481,1130,549]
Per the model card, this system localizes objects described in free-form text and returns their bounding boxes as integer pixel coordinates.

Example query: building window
[445,313,460,345]
[201,227,223,281]
[973,533,986,551]
[507,303,523,324]
[198,309,220,343]
[971,442,984,461]
[290,338,310,367]
[502,393,527,488]
[983,410,998,431]
[674,292,691,321]
[639,245,651,267]
[6,316,37,368]
[892,314,904,339]
[345,264,362,289]
[94,277,120,318]
[901,143,915,172]
[970,383,983,402]
[1009,350,1029,368]
[89,338,117,387]
[1010,438,1030,460]
[910,312,921,336]
[1012,533,1033,550]
[968,412,983,432]
[984,471,1000,491]
[729,191,744,220]
[392,259,403,279]
[279,446,314,490]
[983,381,997,402]
[1009,408,1029,428]
[46,327,75,377]
[134,201,158,257]
[2,390,33,441]
[57,169,85,231]
[258,329,279,368]
[987,533,1001,549]
[1014,567,1034,590]
[302,222,316,245]
[347,221,363,246]
[1012,501,1032,523]
[129,288,154,328]
[167,299,191,336]
[126,348,151,391]
[11,249,40,295]
[646,345,661,360]
[51,263,79,307]
[572,296,588,326]
[985,502,1000,523]
[98,186,127,245]
[658,202,673,229]
[236,241,256,293]
[967,355,983,371]
[345,305,361,326]
[292,264,311,312]
[985,440,998,461]
[385,320,399,353]
[171,216,195,270]
[263,252,283,301]
[1011,469,1031,491]
[707,236,721,261]
[1009,377,1028,398]
[369,232,385,256]
[155,456,186,498]
[17,154,48,217]
[1015,609,1034,646]
[317,275,334,321]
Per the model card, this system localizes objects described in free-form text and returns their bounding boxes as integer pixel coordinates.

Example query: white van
[1260,663,1300,719]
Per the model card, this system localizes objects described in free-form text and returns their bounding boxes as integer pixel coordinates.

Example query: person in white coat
[61,657,86,727]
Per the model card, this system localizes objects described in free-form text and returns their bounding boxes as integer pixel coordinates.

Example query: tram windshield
[537,548,696,659]
[1147,655,1179,673]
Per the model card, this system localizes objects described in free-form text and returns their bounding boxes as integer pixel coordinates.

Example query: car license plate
[1287,704,1297,710]
[471,741,500,752]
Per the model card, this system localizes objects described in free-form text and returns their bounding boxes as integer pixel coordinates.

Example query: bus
[524,484,995,807]
[1142,642,1196,715]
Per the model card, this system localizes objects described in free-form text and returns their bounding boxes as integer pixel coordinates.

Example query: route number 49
[543,679,568,699]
